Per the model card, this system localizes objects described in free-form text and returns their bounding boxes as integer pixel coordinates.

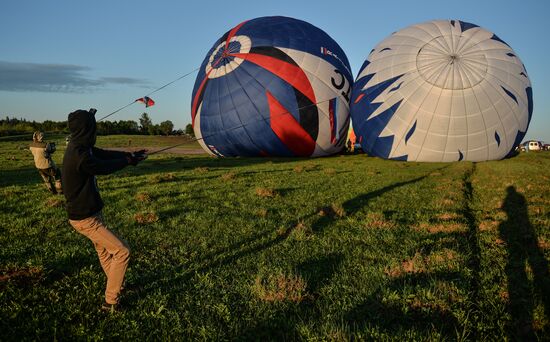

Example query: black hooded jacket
[62,110,130,220]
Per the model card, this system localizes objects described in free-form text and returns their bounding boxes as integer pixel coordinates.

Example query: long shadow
[460,163,482,338]
[0,167,44,187]
[0,156,305,188]
[343,164,481,339]
[127,228,293,301]
[311,173,435,234]
[499,186,550,340]
[125,168,445,299]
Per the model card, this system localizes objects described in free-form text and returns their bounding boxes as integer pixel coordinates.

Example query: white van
[528,141,541,151]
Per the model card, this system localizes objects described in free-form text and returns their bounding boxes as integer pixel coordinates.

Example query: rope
[96,67,200,122]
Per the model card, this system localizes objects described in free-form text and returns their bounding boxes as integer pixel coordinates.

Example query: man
[62,108,146,311]
[30,131,63,194]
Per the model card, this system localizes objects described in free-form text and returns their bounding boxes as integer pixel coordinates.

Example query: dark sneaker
[101,302,121,313]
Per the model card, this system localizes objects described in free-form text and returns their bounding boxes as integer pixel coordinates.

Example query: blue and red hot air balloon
[191,16,353,157]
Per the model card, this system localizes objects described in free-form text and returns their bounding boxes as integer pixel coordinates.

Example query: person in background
[30,131,62,194]
[62,108,147,312]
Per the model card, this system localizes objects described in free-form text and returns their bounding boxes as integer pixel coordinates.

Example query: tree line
[0,113,195,137]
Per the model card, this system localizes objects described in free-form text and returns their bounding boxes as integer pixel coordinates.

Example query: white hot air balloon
[350,20,533,162]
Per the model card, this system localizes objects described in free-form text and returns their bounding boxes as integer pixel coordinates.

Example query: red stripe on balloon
[231,52,316,104]
[354,93,365,104]
[266,91,315,156]
[225,21,248,49]
[191,70,212,127]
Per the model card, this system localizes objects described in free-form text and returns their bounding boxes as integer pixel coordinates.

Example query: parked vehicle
[529,141,542,151]
[521,140,542,151]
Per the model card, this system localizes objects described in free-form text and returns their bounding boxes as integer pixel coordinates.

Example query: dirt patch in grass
[401,256,424,274]
[385,250,457,278]
[479,220,499,231]
[426,249,459,267]
[499,290,509,301]
[46,197,64,208]
[415,222,465,234]
[436,212,460,221]
[135,192,151,202]
[364,212,394,229]
[253,272,310,303]
[317,203,346,218]
[255,187,277,198]
[323,168,337,175]
[221,172,236,181]
[276,226,291,237]
[134,211,159,224]
[149,173,176,183]
[290,221,313,241]
[293,165,305,173]
[385,252,425,278]
[538,238,549,250]
[194,167,209,173]
[256,208,268,218]
[530,206,545,215]
[0,266,43,288]
[407,297,452,317]
[494,238,506,246]
[293,164,318,173]
[439,198,456,206]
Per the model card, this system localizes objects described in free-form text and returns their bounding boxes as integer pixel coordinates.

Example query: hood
[68,109,97,146]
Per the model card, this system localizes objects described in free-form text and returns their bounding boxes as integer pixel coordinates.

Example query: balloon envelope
[191,16,353,157]
[350,20,533,162]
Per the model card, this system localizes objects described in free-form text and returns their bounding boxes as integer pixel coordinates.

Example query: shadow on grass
[343,164,480,339]
[346,272,461,337]
[125,168,451,338]
[0,167,44,187]
[127,228,290,301]
[0,156,301,188]
[311,171,441,234]
[499,186,550,340]
[237,253,344,340]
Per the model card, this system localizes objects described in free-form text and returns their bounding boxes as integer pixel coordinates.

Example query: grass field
[1,135,549,340]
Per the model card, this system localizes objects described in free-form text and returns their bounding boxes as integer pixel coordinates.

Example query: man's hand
[126,150,148,166]
[133,149,148,159]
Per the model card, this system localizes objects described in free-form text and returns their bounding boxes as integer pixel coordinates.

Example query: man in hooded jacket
[62,108,146,311]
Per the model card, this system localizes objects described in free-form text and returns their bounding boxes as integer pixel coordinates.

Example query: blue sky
[1,0,548,141]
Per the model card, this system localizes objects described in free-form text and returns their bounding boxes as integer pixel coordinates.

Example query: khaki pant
[39,167,62,194]
[69,212,130,304]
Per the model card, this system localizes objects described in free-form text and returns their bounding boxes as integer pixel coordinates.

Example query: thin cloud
[0,61,149,92]
[100,76,149,85]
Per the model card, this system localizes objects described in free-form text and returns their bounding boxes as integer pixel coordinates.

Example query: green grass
[1,135,549,340]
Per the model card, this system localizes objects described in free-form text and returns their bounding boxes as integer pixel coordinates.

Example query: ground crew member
[30,131,63,194]
[62,108,147,311]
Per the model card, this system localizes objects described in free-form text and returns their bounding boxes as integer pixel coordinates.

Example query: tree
[139,113,152,134]
[148,124,160,135]
[185,123,195,137]
[159,120,174,136]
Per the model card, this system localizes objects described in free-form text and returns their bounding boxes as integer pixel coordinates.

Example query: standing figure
[62,108,146,311]
[30,131,62,194]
